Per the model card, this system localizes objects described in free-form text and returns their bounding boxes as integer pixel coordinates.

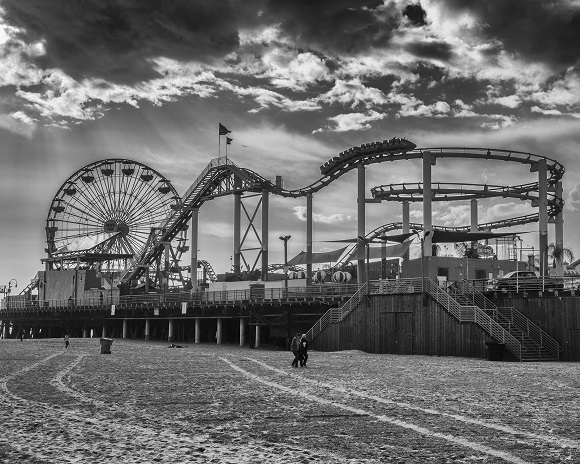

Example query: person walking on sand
[299,334,309,367]
[64,333,70,349]
[291,332,302,367]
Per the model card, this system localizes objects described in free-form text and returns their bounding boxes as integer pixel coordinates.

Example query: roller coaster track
[371,182,563,216]
[198,260,218,283]
[331,216,539,269]
[120,143,564,285]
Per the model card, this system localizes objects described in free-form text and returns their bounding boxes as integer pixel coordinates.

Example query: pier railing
[0,284,361,312]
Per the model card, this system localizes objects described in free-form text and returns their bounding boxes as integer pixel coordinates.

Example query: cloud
[397,100,451,118]
[434,204,470,228]
[487,95,521,109]
[480,114,517,130]
[292,205,353,224]
[0,0,242,84]
[436,0,580,70]
[316,78,389,109]
[480,201,532,223]
[260,0,400,55]
[313,110,386,132]
[0,113,35,136]
[402,3,428,27]
[567,183,580,211]
[528,67,580,108]
[405,40,454,62]
[262,50,331,91]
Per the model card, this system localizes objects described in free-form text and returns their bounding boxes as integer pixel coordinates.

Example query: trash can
[100,338,113,354]
[485,342,505,361]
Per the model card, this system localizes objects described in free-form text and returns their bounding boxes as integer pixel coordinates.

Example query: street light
[7,279,17,294]
[279,235,291,289]
[6,279,17,310]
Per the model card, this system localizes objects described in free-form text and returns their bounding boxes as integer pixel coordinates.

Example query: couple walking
[291,332,309,367]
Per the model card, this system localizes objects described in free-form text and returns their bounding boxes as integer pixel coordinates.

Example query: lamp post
[6,279,17,310]
[7,279,17,294]
[279,235,291,289]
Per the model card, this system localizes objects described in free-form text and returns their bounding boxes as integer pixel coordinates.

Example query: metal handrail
[496,307,559,360]
[372,277,524,359]
[453,280,559,360]
[0,284,361,312]
[305,283,367,341]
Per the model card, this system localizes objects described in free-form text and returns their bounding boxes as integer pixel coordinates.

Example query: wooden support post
[239,318,245,346]
[216,318,223,345]
[144,319,150,341]
[168,318,174,343]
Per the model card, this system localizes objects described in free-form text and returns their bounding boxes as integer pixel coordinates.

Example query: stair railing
[305,283,367,341]
[452,280,559,360]
[374,278,523,359]
[496,307,559,360]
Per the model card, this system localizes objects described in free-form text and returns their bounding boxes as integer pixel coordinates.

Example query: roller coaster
[41,137,565,293]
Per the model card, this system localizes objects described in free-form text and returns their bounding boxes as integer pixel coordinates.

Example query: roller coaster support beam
[357,166,366,284]
[471,199,478,233]
[423,152,434,256]
[538,158,548,276]
[307,193,313,281]
[261,189,269,281]
[555,181,564,275]
[190,208,199,292]
[402,200,410,260]
[233,176,242,274]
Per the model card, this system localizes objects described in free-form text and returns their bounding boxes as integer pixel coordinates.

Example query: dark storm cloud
[402,3,427,27]
[405,41,453,61]
[259,0,400,54]
[440,0,580,69]
[1,0,241,84]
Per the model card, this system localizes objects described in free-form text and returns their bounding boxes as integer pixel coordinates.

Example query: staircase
[448,280,559,361]
[304,283,367,342]
[306,277,559,362]
[121,158,256,285]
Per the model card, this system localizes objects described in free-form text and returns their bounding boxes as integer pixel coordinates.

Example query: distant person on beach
[300,334,309,367]
[291,332,301,367]
[64,334,70,348]
[20,330,24,342]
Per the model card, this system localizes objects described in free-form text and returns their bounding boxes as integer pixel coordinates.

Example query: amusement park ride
[10,136,566,303]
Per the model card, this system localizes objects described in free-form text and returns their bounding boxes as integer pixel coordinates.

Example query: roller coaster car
[320,138,417,176]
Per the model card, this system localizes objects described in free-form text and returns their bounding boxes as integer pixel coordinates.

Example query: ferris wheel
[45,159,180,272]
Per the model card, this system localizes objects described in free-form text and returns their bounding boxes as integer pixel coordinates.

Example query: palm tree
[548,243,575,268]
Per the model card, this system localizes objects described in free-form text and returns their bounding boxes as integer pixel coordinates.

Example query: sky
[1,0,580,290]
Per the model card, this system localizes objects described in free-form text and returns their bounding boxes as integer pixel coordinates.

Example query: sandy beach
[0,338,578,463]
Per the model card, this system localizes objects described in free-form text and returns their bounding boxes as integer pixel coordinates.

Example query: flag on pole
[219,123,231,135]
[226,137,233,145]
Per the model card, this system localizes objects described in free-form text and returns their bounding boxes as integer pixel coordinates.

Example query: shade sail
[286,246,349,266]
[347,241,411,261]
[326,232,415,244]
[431,230,521,243]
